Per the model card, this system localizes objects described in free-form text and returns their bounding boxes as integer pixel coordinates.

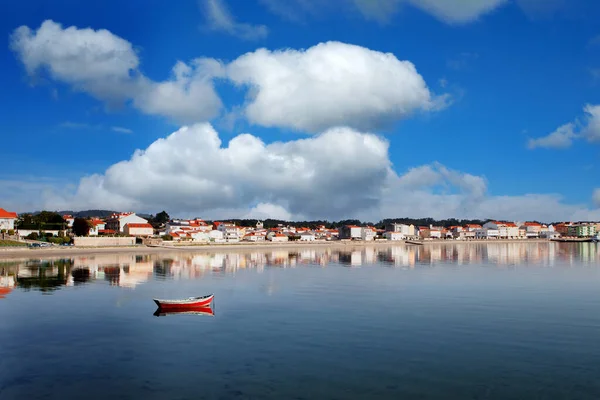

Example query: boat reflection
[153,305,215,317]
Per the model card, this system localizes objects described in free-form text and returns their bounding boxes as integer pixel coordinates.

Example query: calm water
[1,242,600,399]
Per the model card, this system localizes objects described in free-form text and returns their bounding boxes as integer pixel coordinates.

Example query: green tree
[72,218,91,237]
[26,232,39,240]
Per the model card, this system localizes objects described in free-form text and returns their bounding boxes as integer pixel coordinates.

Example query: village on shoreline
[0,208,599,254]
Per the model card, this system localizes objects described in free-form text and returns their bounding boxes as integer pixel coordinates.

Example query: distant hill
[56,210,119,218]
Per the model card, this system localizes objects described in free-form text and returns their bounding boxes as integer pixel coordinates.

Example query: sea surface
[1,242,600,399]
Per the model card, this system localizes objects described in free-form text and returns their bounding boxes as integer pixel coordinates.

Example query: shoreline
[0,238,562,260]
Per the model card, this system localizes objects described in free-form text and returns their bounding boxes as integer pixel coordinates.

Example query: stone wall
[17,229,60,238]
[73,237,136,247]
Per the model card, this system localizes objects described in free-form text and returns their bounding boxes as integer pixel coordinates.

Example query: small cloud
[528,105,600,150]
[111,126,133,134]
[202,0,268,40]
[438,78,448,88]
[527,123,577,149]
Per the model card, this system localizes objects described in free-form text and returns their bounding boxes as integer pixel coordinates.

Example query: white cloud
[203,0,268,40]
[581,104,600,142]
[407,0,508,24]
[527,123,576,149]
[50,123,391,219]
[10,20,223,123]
[261,0,508,24]
[361,167,600,222]
[228,41,444,132]
[111,126,133,134]
[36,123,600,223]
[244,203,292,220]
[593,189,600,208]
[133,59,224,124]
[528,104,600,149]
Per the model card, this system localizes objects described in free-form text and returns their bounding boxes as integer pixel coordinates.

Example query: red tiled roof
[0,208,17,219]
[523,222,542,226]
[126,223,153,228]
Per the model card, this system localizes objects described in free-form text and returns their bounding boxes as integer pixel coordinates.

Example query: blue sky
[2,0,600,222]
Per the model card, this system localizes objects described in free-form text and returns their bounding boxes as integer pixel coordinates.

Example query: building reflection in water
[0,242,598,295]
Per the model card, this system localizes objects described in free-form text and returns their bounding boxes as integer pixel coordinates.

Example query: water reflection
[0,242,598,295]
[153,305,215,317]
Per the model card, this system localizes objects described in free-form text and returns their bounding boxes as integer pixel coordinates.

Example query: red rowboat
[153,294,214,310]
[153,305,214,317]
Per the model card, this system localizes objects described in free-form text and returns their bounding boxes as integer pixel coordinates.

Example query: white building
[244,233,265,242]
[270,234,289,242]
[105,212,149,232]
[167,219,212,234]
[361,227,377,241]
[385,223,415,237]
[339,225,363,240]
[124,223,154,237]
[476,228,499,239]
[88,219,106,236]
[299,232,316,241]
[0,208,17,231]
[62,215,75,228]
[483,221,519,238]
[209,230,224,242]
[384,231,404,241]
[217,223,242,241]
[520,222,542,238]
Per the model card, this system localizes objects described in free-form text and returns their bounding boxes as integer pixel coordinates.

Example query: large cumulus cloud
[41,123,600,222]
[10,20,224,123]
[11,21,443,133]
[52,123,391,219]
[228,41,444,132]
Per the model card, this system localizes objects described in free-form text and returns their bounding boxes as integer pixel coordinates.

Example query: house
[483,221,519,239]
[339,225,363,240]
[384,231,404,241]
[475,228,499,239]
[464,224,482,231]
[270,233,289,242]
[419,226,442,239]
[167,219,212,234]
[208,229,225,243]
[89,219,106,236]
[124,223,154,237]
[105,212,149,232]
[554,223,571,236]
[0,208,18,231]
[361,227,377,241]
[188,231,210,242]
[385,223,415,237]
[217,223,243,241]
[454,230,475,240]
[520,222,542,238]
[62,215,75,228]
[299,232,316,241]
[244,233,265,242]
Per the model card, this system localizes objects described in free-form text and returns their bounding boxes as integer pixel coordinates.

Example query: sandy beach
[0,238,555,260]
